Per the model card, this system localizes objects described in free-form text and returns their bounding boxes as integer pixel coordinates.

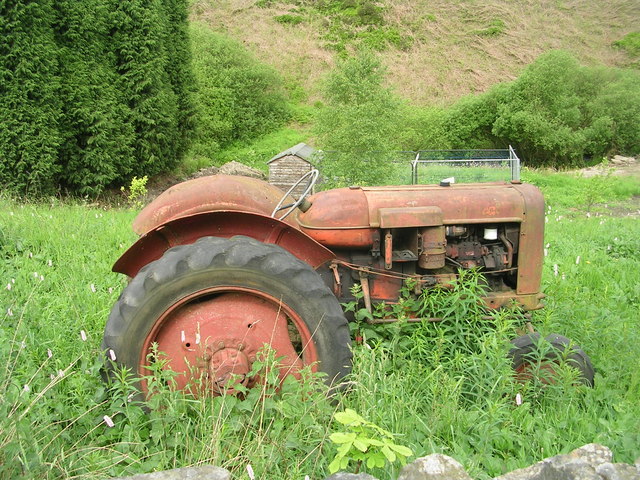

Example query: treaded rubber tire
[508,333,594,386]
[102,235,352,390]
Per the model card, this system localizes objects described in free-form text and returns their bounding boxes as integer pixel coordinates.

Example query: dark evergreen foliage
[0,0,196,196]
[0,1,63,195]
[54,0,135,194]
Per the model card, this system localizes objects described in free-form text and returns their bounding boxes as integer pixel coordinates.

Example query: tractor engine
[296,182,545,311]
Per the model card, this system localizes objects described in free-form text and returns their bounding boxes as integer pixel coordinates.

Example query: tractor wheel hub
[209,346,251,394]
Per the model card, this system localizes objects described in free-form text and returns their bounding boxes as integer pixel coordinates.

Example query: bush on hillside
[315,51,404,186]
[189,24,290,161]
[410,51,640,167]
[492,51,640,166]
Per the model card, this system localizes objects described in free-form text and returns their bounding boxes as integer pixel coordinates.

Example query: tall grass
[1,171,639,479]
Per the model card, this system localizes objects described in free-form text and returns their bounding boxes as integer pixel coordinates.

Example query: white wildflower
[553,264,559,276]
[7,308,13,316]
[39,275,44,281]
[21,341,26,349]
[58,369,64,377]
[576,256,581,265]
[47,259,53,267]
[6,283,11,291]
[246,465,255,480]
[23,384,30,393]
[28,252,33,258]
[515,393,523,406]
[544,249,548,257]
[108,287,113,294]
[80,330,87,342]
[90,284,96,293]
[103,415,115,428]
[47,349,53,358]
[33,271,38,278]
[109,349,116,361]
[545,217,549,223]
[561,273,566,280]
[545,243,550,248]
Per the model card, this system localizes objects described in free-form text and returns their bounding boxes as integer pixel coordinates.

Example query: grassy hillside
[190,0,640,105]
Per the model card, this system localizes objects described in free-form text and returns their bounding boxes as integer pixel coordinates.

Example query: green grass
[178,126,310,177]
[1,171,639,479]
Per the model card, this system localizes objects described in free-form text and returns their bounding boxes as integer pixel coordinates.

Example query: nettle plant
[329,408,413,473]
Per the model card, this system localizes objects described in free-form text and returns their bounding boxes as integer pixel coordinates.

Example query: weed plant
[1,171,639,479]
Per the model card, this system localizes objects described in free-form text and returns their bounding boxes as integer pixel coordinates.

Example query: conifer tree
[0,1,62,195]
[109,0,181,177]
[54,0,136,194]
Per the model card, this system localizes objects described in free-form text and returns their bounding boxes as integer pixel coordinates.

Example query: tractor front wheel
[102,236,352,396]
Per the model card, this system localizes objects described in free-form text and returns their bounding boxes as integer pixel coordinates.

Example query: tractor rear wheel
[102,236,352,396]
[508,333,594,386]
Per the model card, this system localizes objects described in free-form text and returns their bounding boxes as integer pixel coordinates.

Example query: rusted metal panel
[511,183,545,295]
[133,175,297,236]
[114,211,335,278]
[378,206,443,228]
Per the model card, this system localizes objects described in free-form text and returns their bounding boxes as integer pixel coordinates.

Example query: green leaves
[315,51,404,187]
[328,408,413,474]
[1,0,195,196]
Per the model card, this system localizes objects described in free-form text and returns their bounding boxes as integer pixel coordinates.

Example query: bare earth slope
[191,0,639,105]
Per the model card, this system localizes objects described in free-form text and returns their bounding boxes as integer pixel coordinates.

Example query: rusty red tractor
[103,170,594,395]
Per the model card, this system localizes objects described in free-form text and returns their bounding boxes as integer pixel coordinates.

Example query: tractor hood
[133,175,296,236]
[296,182,544,248]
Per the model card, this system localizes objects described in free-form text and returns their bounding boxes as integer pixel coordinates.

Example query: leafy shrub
[189,23,290,161]
[613,31,640,56]
[274,14,305,25]
[492,51,640,166]
[474,18,506,37]
[315,51,404,186]
[411,51,640,167]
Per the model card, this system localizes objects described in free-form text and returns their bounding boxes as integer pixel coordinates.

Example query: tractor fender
[113,210,335,278]
[132,174,299,236]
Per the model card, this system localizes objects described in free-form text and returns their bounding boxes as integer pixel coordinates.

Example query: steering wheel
[271,169,319,220]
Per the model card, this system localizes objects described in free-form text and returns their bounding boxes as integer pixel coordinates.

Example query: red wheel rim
[139,286,319,396]
[514,361,559,384]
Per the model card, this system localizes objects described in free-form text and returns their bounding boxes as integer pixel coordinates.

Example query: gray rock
[398,454,472,480]
[324,474,379,480]
[495,444,614,480]
[611,155,635,165]
[191,165,220,178]
[113,465,231,480]
[596,462,640,480]
[568,443,614,466]
[218,161,266,179]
